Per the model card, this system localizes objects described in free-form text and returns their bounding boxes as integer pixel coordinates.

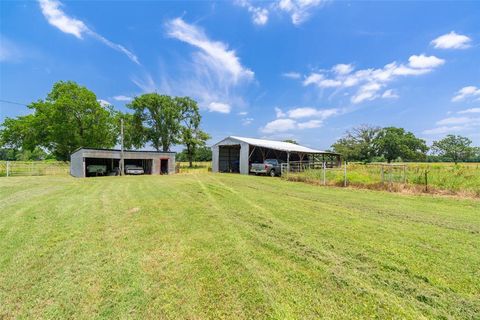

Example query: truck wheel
[269,169,276,177]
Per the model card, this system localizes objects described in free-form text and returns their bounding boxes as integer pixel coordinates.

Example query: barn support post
[287,152,290,173]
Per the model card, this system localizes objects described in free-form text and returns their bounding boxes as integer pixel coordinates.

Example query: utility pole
[120,118,124,176]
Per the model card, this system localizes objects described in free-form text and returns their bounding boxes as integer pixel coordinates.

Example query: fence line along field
[1,174,479,319]
[284,162,480,197]
[0,161,69,177]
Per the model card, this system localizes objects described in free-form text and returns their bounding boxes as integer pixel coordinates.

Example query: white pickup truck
[250,159,282,177]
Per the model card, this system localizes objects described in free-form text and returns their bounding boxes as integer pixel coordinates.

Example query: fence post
[6,161,9,177]
[322,162,326,186]
[343,161,347,187]
[403,165,406,184]
[424,170,429,192]
[381,165,384,184]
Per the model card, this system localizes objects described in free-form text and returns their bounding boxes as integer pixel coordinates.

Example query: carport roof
[215,136,338,154]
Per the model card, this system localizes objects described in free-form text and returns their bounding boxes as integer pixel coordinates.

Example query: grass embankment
[286,162,480,197]
[1,174,479,319]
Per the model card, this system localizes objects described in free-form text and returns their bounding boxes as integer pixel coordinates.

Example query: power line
[0,99,29,106]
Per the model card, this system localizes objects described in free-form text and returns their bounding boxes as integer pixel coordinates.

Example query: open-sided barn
[211,136,341,175]
[70,148,175,177]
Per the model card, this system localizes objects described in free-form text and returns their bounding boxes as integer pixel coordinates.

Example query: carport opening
[84,158,152,177]
[160,159,169,174]
[218,145,240,173]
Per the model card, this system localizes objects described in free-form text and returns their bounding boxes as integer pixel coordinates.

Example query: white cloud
[408,54,445,69]
[436,117,473,126]
[238,111,248,116]
[236,0,269,25]
[302,54,445,104]
[208,102,231,114]
[332,63,353,75]
[0,36,22,62]
[297,119,323,129]
[261,118,297,133]
[261,106,339,133]
[38,0,87,38]
[113,95,132,102]
[458,108,480,114]
[431,31,472,49]
[452,86,480,102]
[282,72,301,79]
[165,18,253,84]
[278,0,328,25]
[236,0,328,26]
[382,89,399,99]
[423,116,480,135]
[287,107,338,119]
[242,117,254,125]
[98,99,111,107]
[38,0,139,64]
[275,107,286,118]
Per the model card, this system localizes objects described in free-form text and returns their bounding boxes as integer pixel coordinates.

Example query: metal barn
[211,136,341,175]
[70,148,176,178]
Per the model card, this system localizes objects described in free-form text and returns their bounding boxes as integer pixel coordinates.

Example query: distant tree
[176,97,210,167]
[431,135,475,164]
[0,81,117,160]
[374,127,428,163]
[331,125,380,162]
[176,146,212,162]
[283,139,298,145]
[127,94,182,152]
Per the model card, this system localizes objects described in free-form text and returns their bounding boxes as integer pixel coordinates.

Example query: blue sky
[1,0,479,150]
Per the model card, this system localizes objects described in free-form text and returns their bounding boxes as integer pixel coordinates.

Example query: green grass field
[1,174,479,319]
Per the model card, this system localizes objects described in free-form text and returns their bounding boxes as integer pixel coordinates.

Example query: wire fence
[0,161,70,177]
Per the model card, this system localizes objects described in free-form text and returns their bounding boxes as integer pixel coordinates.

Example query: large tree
[0,81,117,160]
[374,127,428,162]
[331,125,380,162]
[176,97,210,167]
[127,94,182,152]
[431,135,475,164]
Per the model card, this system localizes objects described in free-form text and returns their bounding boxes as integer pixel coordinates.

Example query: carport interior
[218,145,240,173]
[84,157,152,177]
[248,146,341,167]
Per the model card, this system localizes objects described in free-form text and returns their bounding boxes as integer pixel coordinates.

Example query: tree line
[331,125,480,164]
[0,81,210,167]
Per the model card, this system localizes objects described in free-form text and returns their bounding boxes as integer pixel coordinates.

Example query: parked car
[86,165,107,176]
[250,159,283,177]
[125,164,144,175]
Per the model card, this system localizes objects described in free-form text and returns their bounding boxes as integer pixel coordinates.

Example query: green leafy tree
[176,146,212,162]
[374,127,428,163]
[0,81,117,160]
[283,139,298,145]
[431,135,475,164]
[176,97,210,167]
[331,125,380,162]
[127,94,182,152]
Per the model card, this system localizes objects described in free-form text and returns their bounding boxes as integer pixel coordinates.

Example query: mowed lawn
[0,174,479,319]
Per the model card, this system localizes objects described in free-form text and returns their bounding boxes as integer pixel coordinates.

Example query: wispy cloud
[277,0,328,25]
[282,72,301,79]
[423,116,480,135]
[452,86,480,102]
[165,17,253,85]
[38,0,139,64]
[431,31,472,49]
[0,35,22,62]
[301,54,445,104]
[458,108,480,114]
[131,18,254,114]
[113,95,132,102]
[236,0,328,26]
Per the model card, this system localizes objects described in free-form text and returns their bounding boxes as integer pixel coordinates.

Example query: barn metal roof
[215,136,337,154]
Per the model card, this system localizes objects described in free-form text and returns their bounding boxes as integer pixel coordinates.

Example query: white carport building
[211,136,341,175]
